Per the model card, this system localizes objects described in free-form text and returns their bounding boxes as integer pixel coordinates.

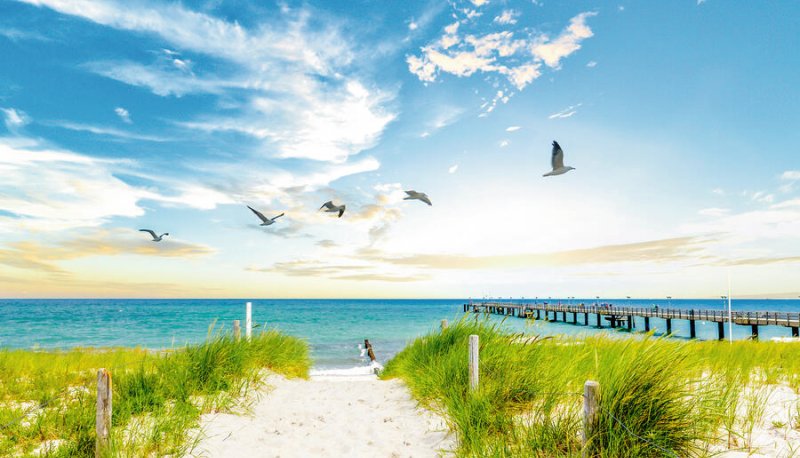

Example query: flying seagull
[247,205,284,226]
[543,141,575,177]
[404,190,432,206]
[319,201,345,218]
[139,229,169,242]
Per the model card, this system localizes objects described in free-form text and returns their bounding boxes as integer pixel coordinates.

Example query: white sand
[715,383,800,457]
[186,370,453,458]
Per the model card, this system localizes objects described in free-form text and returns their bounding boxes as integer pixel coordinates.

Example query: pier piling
[465,301,800,340]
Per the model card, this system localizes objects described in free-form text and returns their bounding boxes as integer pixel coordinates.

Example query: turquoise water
[1,299,799,368]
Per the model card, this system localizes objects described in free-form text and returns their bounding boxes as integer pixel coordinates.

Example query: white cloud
[171,58,193,74]
[426,106,463,133]
[499,139,509,147]
[408,21,418,31]
[471,0,488,6]
[749,191,775,204]
[48,121,170,142]
[531,12,598,68]
[1,107,29,130]
[114,107,131,123]
[712,188,725,196]
[0,27,49,41]
[781,171,800,181]
[28,0,395,163]
[448,164,459,174]
[0,138,147,231]
[586,60,597,68]
[494,10,518,25]
[548,103,582,119]
[698,208,730,217]
[408,11,596,99]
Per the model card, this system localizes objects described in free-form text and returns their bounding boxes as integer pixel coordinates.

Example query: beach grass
[0,328,310,457]
[382,316,800,457]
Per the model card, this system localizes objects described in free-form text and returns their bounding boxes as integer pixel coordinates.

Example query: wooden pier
[463,302,800,340]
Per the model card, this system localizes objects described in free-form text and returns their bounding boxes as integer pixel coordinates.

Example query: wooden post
[689,320,696,339]
[245,302,252,340]
[751,325,759,340]
[792,327,799,338]
[441,319,449,330]
[233,320,241,341]
[469,335,479,391]
[584,312,588,326]
[627,316,633,331]
[644,316,650,332]
[582,380,600,457]
[364,339,377,362]
[666,318,672,334]
[596,313,601,327]
[717,321,725,341]
[96,369,112,458]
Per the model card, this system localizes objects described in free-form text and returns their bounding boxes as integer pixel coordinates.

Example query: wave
[310,361,384,377]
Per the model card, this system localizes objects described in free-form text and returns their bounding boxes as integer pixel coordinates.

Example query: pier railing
[464,302,800,339]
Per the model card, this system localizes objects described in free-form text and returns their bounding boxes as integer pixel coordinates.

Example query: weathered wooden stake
[245,302,252,340]
[364,339,377,362]
[233,320,241,341]
[96,369,112,458]
[582,380,600,457]
[469,334,479,391]
[441,319,449,330]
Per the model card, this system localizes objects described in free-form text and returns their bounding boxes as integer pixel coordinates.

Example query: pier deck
[464,302,800,340]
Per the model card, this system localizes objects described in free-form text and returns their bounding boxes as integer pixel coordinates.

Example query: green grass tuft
[0,329,310,457]
[383,316,800,457]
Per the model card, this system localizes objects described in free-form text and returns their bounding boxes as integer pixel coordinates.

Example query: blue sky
[0,0,798,298]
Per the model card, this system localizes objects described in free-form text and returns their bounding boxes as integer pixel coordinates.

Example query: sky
[0,0,798,299]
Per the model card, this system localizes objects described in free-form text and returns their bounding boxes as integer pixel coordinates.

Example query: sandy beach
[186,369,454,458]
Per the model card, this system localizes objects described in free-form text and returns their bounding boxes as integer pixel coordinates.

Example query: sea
[1,299,799,370]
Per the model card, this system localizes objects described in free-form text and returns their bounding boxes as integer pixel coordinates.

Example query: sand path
[187,372,454,458]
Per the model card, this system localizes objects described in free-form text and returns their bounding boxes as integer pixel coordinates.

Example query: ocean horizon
[3,298,800,369]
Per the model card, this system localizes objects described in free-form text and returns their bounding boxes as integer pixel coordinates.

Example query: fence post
[245,302,252,340]
[469,335,479,391]
[441,319,448,330]
[233,320,241,341]
[582,380,600,457]
[96,369,112,458]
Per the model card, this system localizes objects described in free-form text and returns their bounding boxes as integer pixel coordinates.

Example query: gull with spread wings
[404,190,432,206]
[247,205,284,226]
[319,201,345,218]
[543,141,575,177]
[139,229,169,242]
